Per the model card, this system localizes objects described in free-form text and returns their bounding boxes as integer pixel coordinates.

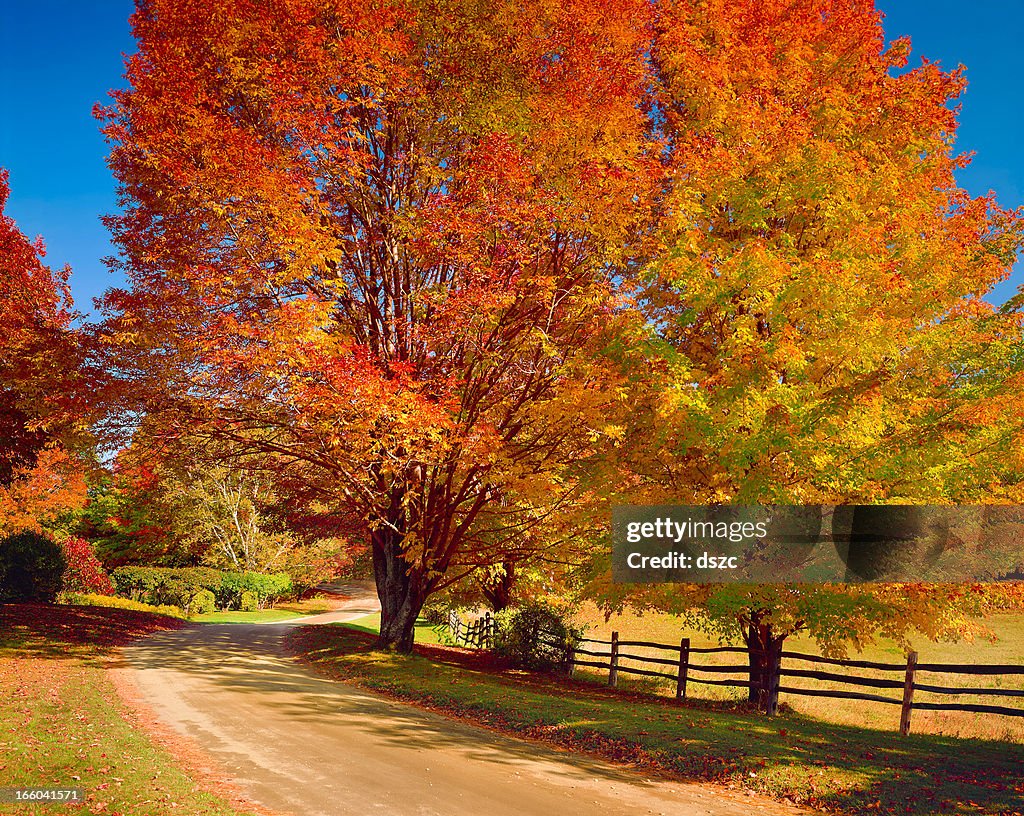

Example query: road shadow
[114,621,655,789]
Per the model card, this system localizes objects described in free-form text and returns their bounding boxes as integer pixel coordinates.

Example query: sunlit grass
[340,612,445,645]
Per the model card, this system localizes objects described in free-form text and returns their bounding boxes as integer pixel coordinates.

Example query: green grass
[191,608,307,623]
[0,604,261,816]
[288,624,1024,816]
[340,612,445,645]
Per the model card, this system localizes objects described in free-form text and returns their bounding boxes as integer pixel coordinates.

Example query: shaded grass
[0,604,263,816]
[288,624,1024,816]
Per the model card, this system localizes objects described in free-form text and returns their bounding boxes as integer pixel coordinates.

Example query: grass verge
[339,612,444,645]
[287,624,1024,816]
[0,603,266,816]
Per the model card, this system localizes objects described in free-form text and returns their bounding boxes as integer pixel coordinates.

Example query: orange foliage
[98,0,657,648]
[0,446,88,536]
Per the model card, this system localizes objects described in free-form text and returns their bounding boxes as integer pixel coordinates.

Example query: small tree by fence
[567,633,1024,735]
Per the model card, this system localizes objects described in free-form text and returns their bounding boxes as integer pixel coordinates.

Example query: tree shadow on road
[112,620,664,793]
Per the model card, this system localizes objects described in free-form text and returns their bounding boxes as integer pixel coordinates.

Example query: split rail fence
[444,610,494,648]
[564,631,1024,735]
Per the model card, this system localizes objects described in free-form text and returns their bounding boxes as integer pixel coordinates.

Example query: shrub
[191,588,216,614]
[60,592,186,619]
[112,565,224,610]
[176,567,225,594]
[220,571,292,610]
[111,565,291,611]
[0,531,67,603]
[493,602,582,673]
[156,576,194,609]
[111,566,165,602]
[239,590,259,612]
[420,601,450,626]
[60,537,115,595]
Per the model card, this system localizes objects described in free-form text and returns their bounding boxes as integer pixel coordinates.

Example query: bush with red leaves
[60,536,115,595]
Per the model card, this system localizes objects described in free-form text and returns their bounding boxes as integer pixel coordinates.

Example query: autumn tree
[594,0,1024,696]
[119,425,356,583]
[0,169,91,536]
[98,0,654,650]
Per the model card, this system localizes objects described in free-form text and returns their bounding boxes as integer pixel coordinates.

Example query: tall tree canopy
[99,0,654,649]
[99,0,1024,658]
[625,0,1024,504]
[590,0,1024,691]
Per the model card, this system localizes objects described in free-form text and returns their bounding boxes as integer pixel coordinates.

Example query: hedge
[111,566,293,611]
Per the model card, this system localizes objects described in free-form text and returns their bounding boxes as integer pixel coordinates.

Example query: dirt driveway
[117,588,812,816]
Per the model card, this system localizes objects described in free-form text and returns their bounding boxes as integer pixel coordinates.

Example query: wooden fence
[443,610,494,648]
[565,631,1024,735]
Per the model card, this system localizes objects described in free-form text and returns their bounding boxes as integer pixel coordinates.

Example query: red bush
[60,536,115,595]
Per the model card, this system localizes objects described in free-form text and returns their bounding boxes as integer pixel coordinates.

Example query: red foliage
[0,168,92,534]
[60,536,115,595]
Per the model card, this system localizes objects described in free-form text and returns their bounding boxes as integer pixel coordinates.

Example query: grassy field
[288,624,1024,816]
[570,604,1024,741]
[0,604,264,816]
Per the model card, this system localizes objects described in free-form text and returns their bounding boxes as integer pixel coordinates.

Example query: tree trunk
[742,612,786,706]
[371,526,428,653]
[745,629,766,703]
[481,561,515,613]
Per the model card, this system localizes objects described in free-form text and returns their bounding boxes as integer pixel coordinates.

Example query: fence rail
[564,632,1024,735]
[434,615,1024,735]
[443,610,494,649]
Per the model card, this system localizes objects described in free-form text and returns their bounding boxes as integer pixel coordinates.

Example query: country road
[116,587,811,816]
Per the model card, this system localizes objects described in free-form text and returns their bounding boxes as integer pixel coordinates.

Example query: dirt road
[118,588,810,816]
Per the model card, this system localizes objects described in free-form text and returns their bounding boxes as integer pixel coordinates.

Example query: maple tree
[591,0,1024,694]
[98,0,654,650]
[0,169,91,536]
[95,0,1024,667]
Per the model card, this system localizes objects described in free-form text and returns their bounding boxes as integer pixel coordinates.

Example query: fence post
[764,643,783,716]
[675,637,690,701]
[608,631,619,687]
[484,611,492,648]
[900,651,918,735]
[565,638,576,677]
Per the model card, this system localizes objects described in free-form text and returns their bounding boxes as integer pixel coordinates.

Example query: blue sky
[1,1,1021,318]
